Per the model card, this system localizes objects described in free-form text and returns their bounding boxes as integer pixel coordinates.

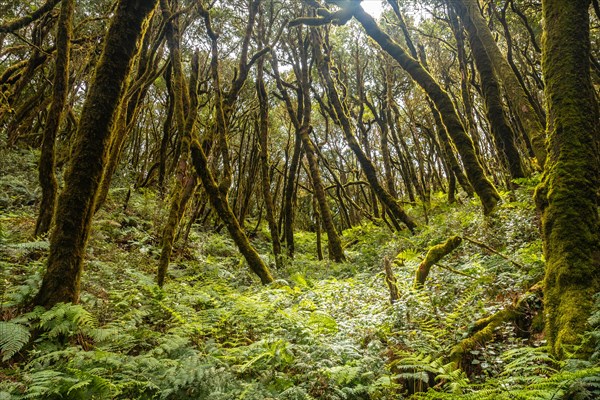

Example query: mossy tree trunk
[187,1,275,283]
[270,32,344,262]
[35,0,73,237]
[535,0,600,357]
[454,2,525,179]
[415,236,462,287]
[350,5,500,215]
[33,0,158,308]
[190,142,274,284]
[297,31,345,263]
[256,54,283,268]
[455,0,546,168]
[156,0,199,287]
[94,24,165,213]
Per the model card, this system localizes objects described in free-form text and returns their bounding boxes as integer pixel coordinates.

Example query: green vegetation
[1,150,598,398]
[1,0,598,398]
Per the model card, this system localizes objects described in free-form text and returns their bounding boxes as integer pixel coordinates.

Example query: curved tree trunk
[190,142,274,284]
[313,31,416,233]
[35,0,73,237]
[351,6,500,215]
[33,0,158,308]
[535,0,600,358]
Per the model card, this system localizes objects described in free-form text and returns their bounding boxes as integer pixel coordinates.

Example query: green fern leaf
[0,321,30,361]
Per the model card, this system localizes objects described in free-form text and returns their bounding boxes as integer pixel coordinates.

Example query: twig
[462,235,527,270]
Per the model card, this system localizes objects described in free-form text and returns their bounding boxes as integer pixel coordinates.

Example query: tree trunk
[535,0,600,358]
[313,31,416,233]
[190,142,274,284]
[455,0,546,168]
[33,0,158,308]
[256,56,282,268]
[455,2,525,179]
[351,6,500,215]
[35,0,73,237]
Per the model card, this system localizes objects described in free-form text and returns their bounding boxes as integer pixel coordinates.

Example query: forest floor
[1,149,599,399]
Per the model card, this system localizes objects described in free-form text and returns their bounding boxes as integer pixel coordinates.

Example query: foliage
[0,172,598,399]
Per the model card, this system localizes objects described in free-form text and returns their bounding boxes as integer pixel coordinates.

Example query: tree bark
[35,0,73,237]
[455,0,546,168]
[256,56,283,268]
[535,0,600,358]
[350,5,500,215]
[454,2,525,179]
[33,0,158,308]
[313,30,416,232]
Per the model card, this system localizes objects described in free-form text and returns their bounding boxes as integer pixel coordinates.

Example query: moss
[458,3,525,179]
[449,283,543,367]
[457,0,546,168]
[191,141,274,284]
[414,235,462,286]
[35,0,74,236]
[536,0,600,358]
[33,0,159,308]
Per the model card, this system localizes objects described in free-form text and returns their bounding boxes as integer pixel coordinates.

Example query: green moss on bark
[536,0,600,358]
[33,0,158,308]
[415,236,462,286]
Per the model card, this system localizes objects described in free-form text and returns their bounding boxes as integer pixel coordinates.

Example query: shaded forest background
[0,0,599,398]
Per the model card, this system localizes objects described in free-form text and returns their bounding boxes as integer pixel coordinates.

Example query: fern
[0,321,30,361]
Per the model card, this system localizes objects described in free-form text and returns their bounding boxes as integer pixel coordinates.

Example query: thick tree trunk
[35,0,73,237]
[456,3,525,179]
[535,0,600,357]
[33,0,158,308]
[352,6,500,215]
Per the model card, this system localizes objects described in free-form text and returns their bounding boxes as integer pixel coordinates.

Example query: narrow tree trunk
[535,0,600,357]
[35,0,73,237]
[33,0,158,308]
[256,56,282,268]
[191,142,274,284]
[313,31,416,232]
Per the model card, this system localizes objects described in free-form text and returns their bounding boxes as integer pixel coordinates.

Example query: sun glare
[360,0,384,19]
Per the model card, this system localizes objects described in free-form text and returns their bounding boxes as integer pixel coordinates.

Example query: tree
[535,0,600,357]
[33,0,158,308]
[34,0,73,236]
[294,1,501,215]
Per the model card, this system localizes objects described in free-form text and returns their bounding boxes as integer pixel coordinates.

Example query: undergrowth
[1,163,599,399]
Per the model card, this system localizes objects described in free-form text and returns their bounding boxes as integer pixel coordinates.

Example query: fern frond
[0,321,30,361]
